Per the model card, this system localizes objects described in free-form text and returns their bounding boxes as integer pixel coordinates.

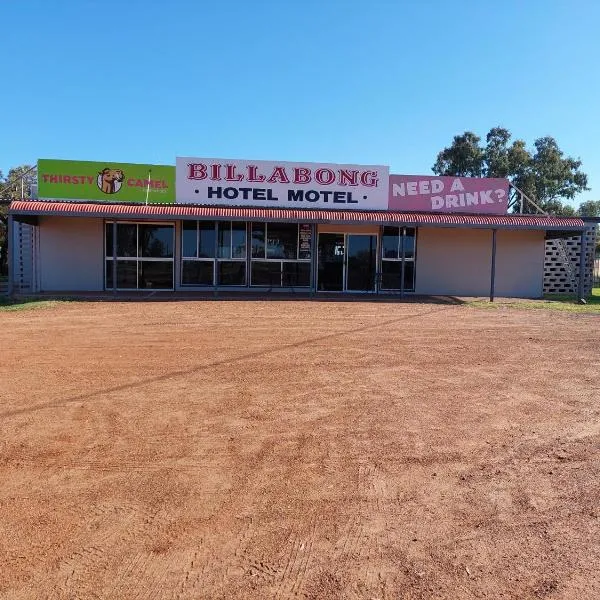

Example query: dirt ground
[1,299,599,600]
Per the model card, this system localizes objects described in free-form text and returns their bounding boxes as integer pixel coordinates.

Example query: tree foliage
[432,127,589,215]
[0,165,37,275]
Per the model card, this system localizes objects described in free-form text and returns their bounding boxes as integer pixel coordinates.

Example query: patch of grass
[467,288,600,314]
[0,297,70,312]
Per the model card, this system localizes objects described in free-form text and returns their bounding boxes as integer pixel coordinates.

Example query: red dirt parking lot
[1,299,599,599]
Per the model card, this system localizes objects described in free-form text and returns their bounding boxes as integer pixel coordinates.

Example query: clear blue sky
[2,0,599,206]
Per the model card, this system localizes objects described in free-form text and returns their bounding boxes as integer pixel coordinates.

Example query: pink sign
[389,175,509,214]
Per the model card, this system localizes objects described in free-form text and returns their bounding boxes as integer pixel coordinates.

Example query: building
[7,157,593,299]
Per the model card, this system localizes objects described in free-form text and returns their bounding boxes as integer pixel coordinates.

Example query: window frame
[105,221,175,291]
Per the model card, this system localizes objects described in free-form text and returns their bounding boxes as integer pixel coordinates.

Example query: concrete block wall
[544,226,596,295]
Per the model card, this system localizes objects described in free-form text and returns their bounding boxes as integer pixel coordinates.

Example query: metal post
[400,227,406,299]
[310,223,317,297]
[578,229,587,302]
[7,215,14,296]
[112,221,117,295]
[490,229,497,302]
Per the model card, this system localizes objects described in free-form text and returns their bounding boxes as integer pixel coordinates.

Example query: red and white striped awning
[9,200,586,231]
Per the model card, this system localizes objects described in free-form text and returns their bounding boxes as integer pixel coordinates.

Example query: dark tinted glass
[182,260,214,285]
[402,228,415,259]
[218,224,231,258]
[231,222,246,259]
[182,221,197,257]
[105,224,113,257]
[252,223,266,258]
[138,261,173,289]
[266,223,297,259]
[198,221,216,258]
[403,260,415,291]
[116,260,137,288]
[117,224,137,257]
[381,260,401,290]
[251,261,281,286]
[105,259,114,288]
[382,226,400,259]
[139,225,173,258]
[282,262,310,287]
[218,261,246,285]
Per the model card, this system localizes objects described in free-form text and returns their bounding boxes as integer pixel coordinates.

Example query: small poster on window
[299,224,312,260]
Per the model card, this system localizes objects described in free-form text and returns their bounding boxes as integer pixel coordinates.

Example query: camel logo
[97,167,124,194]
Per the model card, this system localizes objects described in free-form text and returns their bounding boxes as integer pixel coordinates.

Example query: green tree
[432,127,589,215]
[577,200,600,217]
[0,165,36,275]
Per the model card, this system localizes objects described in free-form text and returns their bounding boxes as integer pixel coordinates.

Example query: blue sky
[2,0,599,206]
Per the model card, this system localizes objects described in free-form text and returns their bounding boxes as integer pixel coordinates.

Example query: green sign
[37,159,175,203]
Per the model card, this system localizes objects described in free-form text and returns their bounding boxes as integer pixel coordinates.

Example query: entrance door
[317,233,345,291]
[317,233,378,292]
[345,234,377,292]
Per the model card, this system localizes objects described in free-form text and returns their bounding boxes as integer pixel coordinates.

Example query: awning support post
[490,229,497,302]
[578,229,586,302]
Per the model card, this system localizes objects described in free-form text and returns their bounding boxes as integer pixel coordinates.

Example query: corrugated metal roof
[9,200,586,230]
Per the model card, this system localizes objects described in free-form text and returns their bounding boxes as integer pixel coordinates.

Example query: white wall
[415,228,545,298]
[39,217,104,291]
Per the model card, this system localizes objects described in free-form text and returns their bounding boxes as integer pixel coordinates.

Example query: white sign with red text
[176,157,389,210]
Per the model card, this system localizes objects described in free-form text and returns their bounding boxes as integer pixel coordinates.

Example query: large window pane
[117,224,137,257]
[139,225,173,258]
[231,222,246,259]
[105,259,113,288]
[182,260,214,285]
[381,261,402,290]
[182,221,198,258]
[283,262,310,287]
[198,221,216,258]
[252,223,266,258]
[105,224,113,257]
[403,261,415,291]
[218,261,246,285]
[266,223,298,259]
[117,260,137,288]
[251,261,281,286]
[138,261,173,289]
[218,224,231,259]
[382,226,400,259]
[402,228,415,259]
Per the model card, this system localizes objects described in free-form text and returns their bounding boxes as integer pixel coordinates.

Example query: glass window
[381,261,402,290]
[105,224,114,257]
[117,224,137,257]
[139,225,174,258]
[283,262,310,287]
[138,261,173,289]
[218,224,231,259]
[182,260,214,285]
[231,222,247,259]
[251,261,281,286]
[252,223,266,258]
[382,226,400,259]
[266,223,298,259]
[116,260,138,288]
[199,221,216,258]
[218,261,246,286]
[402,228,415,259]
[403,261,415,291]
[182,221,198,258]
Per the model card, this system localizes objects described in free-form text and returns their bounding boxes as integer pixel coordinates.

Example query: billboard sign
[176,157,389,210]
[37,159,176,203]
[389,175,509,214]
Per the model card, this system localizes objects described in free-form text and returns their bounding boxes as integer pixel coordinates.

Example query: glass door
[345,234,377,292]
[317,233,345,291]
